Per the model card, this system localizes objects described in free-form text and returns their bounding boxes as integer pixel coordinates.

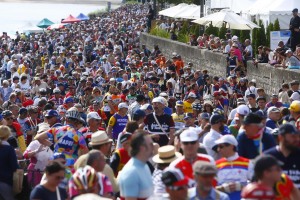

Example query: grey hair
[86,150,104,166]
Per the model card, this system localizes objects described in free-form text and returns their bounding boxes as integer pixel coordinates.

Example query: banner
[270,31,291,50]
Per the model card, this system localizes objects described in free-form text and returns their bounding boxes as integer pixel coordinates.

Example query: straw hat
[89,131,113,146]
[152,145,182,164]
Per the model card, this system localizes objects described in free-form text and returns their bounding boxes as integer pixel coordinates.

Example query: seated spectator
[286,49,300,67]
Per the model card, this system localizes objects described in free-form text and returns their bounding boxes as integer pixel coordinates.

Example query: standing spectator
[152,145,182,194]
[160,167,189,200]
[35,107,88,167]
[266,106,281,130]
[289,100,300,129]
[144,97,175,146]
[190,161,229,200]
[0,125,18,200]
[203,114,225,160]
[289,8,300,51]
[170,129,214,187]
[237,113,276,159]
[243,39,253,61]
[0,80,13,103]
[265,124,300,189]
[266,94,283,108]
[30,161,67,200]
[118,132,154,200]
[215,135,253,199]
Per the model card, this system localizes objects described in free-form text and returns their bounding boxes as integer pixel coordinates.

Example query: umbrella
[192,9,260,30]
[47,23,66,30]
[61,15,80,23]
[77,13,90,21]
[158,3,188,17]
[173,5,201,19]
[37,18,54,28]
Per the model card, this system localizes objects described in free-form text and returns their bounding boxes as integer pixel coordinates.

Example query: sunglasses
[5,117,13,120]
[182,141,197,145]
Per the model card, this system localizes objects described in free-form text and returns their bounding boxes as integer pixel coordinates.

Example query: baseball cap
[133,109,146,119]
[199,112,210,120]
[176,100,184,106]
[255,110,267,119]
[254,155,283,176]
[237,105,250,116]
[87,112,101,120]
[184,113,195,120]
[159,92,168,98]
[237,98,245,105]
[152,97,165,104]
[161,167,189,187]
[210,114,224,125]
[243,113,262,125]
[193,161,217,175]
[18,107,28,115]
[180,129,198,142]
[2,110,13,117]
[118,102,129,109]
[64,97,74,104]
[140,103,153,111]
[120,133,132,144]
[285,49,293,54]
[188,92,196,98]
[53,88,61,94]
[290,80,299,86]
[267,106,280,115]
[45,110,59,117]
[246,93,256,99]
[215,135,238,146]
[278,124,299,135]
[292,8,298,13]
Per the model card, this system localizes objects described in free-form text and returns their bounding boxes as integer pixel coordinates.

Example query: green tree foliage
[178,21,190,43]
[218,24,227,39]
[190,24,201,36]
[266,22,274,47]
[274,18,280,31]
[240,30,250,44]
[231,29,240,38]
[254,20,267,55]
[205,23,219,36]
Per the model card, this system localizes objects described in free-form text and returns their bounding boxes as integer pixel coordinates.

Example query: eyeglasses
[168,185,188,191]
[5,117,13,120]
[182,141,197,145]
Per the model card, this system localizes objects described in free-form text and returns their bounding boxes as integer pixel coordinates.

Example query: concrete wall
[140,33,300,95]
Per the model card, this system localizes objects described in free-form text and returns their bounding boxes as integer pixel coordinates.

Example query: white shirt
[203,129,222,160]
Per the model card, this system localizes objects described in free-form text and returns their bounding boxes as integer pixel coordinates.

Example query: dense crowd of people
[0,3,300,200]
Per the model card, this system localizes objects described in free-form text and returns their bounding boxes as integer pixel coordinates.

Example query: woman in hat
[0,125,18,200]
[152,145,182,195]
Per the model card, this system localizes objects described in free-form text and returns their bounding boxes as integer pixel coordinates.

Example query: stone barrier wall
[140,33,300,95]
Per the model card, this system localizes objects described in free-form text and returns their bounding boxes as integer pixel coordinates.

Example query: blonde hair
[0,125,11,144]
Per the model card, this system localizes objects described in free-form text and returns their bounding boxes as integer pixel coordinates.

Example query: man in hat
[31,76,49,96]
[237,113,276,159]
[144,97,175,146]
[203,114,225,160]
[227,98,246,124]
[265,124,300,189]
[160,167,189,200]
[184,113,197,128]
[107,102,129,141]
[215,135,253,199]
[289,8,300,51]
[183,92,197,114]
[128,94,145,118]
[81,112,102,145]
[152,145,182,195]
[190,161,229,200]
[118,132,154,199]
[170,129,214,187]
[35,107,88,167]
[172,100,185,130]
[89,131,118,193]
[266,106,281,130]
[288,100,300,129]
[44,109,62,128]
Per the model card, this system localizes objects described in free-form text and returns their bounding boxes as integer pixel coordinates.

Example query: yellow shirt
[17,64,26,75]
[183,101,193,113]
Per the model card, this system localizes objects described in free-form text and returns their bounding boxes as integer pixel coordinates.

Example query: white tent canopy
[158,3,188,17]
[209,0,256,13]
[173,4,201,19]
[18,23,43,34]
[242,0,297,29]
[192,9,260,30]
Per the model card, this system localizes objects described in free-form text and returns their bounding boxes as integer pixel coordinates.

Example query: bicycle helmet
[192,102,202,111]
[66,107,80,119]
[72,166,99,191]
[213,108,224,116]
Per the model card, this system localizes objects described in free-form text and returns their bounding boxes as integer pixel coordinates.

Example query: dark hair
[125,121,139,133]
[130,131,146,157]
[45,160,65,175]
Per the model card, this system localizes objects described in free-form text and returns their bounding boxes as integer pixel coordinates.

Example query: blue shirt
[266,118,278,130]
[118,157,153,199]
[189,187,230,200]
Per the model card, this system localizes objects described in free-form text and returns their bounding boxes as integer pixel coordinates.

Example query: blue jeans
[0,182,15,200]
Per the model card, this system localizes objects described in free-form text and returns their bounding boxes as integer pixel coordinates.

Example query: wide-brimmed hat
[152,145,181,164]
[89,131,113,146]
